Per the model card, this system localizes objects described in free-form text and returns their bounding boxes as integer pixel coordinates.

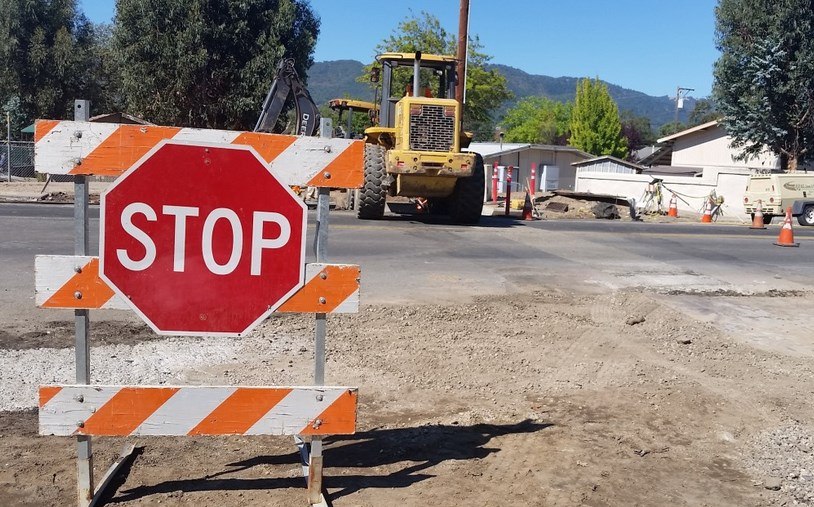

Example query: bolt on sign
[100,141,306,336]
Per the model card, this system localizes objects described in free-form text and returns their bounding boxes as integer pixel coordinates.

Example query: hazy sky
[80,0,719,99]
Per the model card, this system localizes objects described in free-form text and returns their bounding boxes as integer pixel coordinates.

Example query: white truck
[743,173,814,226]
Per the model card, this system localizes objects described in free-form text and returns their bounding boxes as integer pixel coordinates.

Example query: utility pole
[456,0,470,104]
[674,86,694,129]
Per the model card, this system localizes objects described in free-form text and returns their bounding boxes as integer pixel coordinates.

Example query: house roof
[571,155,645,172]
[657,120,720,143]
[469,142,592,160]
[637,144,673,166]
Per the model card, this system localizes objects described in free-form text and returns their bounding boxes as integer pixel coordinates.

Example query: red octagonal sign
[100,141,306,336]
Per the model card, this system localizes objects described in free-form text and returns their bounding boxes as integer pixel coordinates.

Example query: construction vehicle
[357,51,484,224]
[743,173,814,226]
[328,99,378,139]
[255,58,320,136]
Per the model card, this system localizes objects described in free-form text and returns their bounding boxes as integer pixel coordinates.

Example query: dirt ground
[1,289,813,506]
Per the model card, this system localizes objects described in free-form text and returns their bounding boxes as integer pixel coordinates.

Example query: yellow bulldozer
[357,52,484,224]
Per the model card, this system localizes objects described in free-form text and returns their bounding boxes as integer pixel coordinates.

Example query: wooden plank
[33,120,364,188]
[39,385,358,436]
[36,256,360,313]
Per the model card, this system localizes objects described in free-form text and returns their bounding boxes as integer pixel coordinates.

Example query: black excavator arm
[254,58,320,136]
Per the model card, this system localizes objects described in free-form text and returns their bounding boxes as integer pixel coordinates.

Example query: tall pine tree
[713,0,814,171]
[568,78,627,158]
[113,0,319,129]
[0,0,108,134]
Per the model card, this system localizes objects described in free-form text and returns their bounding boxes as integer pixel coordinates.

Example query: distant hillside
[307,60,693,128]
[488,64,694,127]
[307,60,372,105]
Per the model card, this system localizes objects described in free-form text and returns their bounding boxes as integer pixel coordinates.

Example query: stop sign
[99,141,306,336]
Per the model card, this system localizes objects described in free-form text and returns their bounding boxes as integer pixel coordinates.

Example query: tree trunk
[789,155,798,172]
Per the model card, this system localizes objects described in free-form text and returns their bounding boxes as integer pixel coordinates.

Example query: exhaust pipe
[413,51,422,97]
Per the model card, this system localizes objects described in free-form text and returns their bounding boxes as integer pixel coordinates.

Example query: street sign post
[35,115,361,507]
[99,141,306,336]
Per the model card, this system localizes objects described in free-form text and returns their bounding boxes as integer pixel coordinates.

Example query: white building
[575,121,785,219]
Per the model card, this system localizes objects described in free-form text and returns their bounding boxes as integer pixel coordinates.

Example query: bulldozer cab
[328,99,378,138]
[374,52,458,129]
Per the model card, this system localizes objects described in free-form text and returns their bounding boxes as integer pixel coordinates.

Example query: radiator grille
[409,105,454,152]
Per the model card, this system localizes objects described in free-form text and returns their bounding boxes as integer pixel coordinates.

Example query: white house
[575,121,783,218]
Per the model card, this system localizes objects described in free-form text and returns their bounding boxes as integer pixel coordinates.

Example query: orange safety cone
[668,194,678,217]
[521,192,534,220]
[774,207,800,247]
[750,199,767,229]
[701,199,713,223]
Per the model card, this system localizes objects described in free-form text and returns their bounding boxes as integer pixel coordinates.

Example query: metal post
[73,100,93,506]
[504,166,513,216]
[6,112,11,182]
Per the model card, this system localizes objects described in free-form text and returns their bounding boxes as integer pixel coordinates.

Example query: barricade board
[40,385,357,436]
[34,120,364,188]
[36,256,360,314]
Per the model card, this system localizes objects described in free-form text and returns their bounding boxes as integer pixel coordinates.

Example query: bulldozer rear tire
[357,144,387,220]
[448,153,485,224]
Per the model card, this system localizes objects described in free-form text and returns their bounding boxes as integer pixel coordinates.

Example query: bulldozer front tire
[448,153,485,224]
[357,144,387,220]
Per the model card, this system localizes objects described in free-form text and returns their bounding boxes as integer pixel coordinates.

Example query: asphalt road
[3,202,812,301]
[2,201,813,354]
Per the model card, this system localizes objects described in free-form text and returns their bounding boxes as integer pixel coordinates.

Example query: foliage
[0,0,110,137]
[713,0,814,171]
[687,98,721,127]
[620,111,656,154]
[501,96,571,145]
[113,0,319,130]
[361,11,512,140]
[568,78,627,158]
[658,121,685,137]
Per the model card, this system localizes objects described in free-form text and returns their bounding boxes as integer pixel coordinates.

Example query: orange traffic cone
[701,199,713,223]
[750,199,766,229]
[774,207,800,247]
[522,192,534,220]
[668,194,678,217]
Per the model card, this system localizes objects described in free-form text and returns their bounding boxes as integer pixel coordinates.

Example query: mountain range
[306,60,695,129]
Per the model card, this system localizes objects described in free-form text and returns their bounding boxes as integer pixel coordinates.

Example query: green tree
[502,96,571,145]
[713,0,814,171]
[0,0,108,136]
[687,98,721,127]
[113,0,319,129]
[568,78,627,158]
[362,11,512,140]
[620,111,656,153]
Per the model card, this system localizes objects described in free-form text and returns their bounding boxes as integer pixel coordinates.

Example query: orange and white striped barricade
[39,386,357,437]
[34,109,362,507]
[36,256,361,314]
[34,119,364,188]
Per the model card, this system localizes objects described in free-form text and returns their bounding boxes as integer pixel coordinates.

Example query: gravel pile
[747,423,814,506]
[0,325,307,411]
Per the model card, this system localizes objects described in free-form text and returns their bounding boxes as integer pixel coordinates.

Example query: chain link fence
[1,140,35,180]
